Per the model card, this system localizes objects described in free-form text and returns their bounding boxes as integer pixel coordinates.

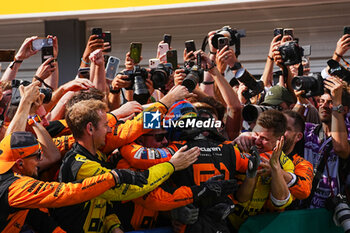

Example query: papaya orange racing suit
[118,136,250,231]
[0,169,116,233]
[50,142,175,233]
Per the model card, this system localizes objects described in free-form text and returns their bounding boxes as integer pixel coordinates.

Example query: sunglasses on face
[25,150,42,161]
[144,133,168,142]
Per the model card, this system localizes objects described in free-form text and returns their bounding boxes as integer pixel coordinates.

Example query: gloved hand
[111,169,148,187]
[192,174,238,207]
[171,204,199,224]
[207,202,235,222]
[246,146,260,178]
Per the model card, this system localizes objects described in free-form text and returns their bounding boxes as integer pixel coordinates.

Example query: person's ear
[15,159,24,168]
[296,132,303,142]
[86,122,93,134]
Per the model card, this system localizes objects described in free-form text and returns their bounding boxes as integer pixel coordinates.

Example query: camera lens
[183,72,199,92]
[133,76,150,105]
[39,88,52,104]
[151,70,167,89]
[242,105,274,122]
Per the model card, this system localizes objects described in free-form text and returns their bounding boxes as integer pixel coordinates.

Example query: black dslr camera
[11,80,52,106]
[235,69,264,99]
[123,66,150,104]
[278,41,304,66]
[210,26,246,56]
[326,194,350,233]
[292,73,324,98]
[182,54,204,92]
[328,59,350,84]
[211,26,245,49]
[150,63,173,90]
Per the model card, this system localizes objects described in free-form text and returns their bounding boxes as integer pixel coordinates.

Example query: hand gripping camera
[182,54,204,92]
[150,63,173,90]
[328,59,350,84]
[123,66,150,105]
[278,41,304,66]
[11,80,52,106]
[292,73,324,98]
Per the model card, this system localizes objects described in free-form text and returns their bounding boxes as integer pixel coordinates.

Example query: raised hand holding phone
[130,42,142,64]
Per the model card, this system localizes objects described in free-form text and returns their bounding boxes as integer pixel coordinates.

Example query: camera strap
[201,36,209,52]
[302,136,333,208]
[298,63,304,76]
[281,65,288,84]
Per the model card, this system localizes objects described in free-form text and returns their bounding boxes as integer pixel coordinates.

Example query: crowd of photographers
[0,25,349,233]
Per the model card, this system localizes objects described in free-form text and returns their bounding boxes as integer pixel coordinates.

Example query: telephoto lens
[235,69,264,99]
[242,105,275,122]
[326,194,350,233]
[133,76,150,105]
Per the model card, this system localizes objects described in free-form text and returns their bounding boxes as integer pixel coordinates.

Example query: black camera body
[182,65,204,92]
[11,80,52,106]
[211,26,245,49]
[278,41,304,66]
[123,66,150,104]
[292,73,324,98]
[150,63,173,90]
[326,194,350,233]
[328,59,350,84]
[235,69,264,99]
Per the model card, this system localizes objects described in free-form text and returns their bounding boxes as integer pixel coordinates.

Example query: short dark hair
[256,110,287,137]
[283,110,305,133]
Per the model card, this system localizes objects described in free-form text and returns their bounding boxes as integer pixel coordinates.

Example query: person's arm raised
[1,36,38,82]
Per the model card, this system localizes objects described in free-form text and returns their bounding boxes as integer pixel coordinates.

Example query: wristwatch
[229,62,242,71]
[332,104,344,113]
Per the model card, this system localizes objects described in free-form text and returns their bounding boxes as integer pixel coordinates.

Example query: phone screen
[166,50,178,69]
[130,42,142,64]
[218,37,229,50]
[102,31,111,52]
[0,50,15,62]
[185,40,196,52]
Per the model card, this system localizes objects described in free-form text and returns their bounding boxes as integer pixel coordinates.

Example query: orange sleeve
[232,145,249,173]
[8,172,115,209]
[289,154,314,200]
[119,142,178,170]
[52,135,75,157]
[133,185,193,211]
[102,102,168,154]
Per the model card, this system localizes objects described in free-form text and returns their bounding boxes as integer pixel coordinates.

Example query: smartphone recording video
[130,42,142,64]
[32,38,53,51]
